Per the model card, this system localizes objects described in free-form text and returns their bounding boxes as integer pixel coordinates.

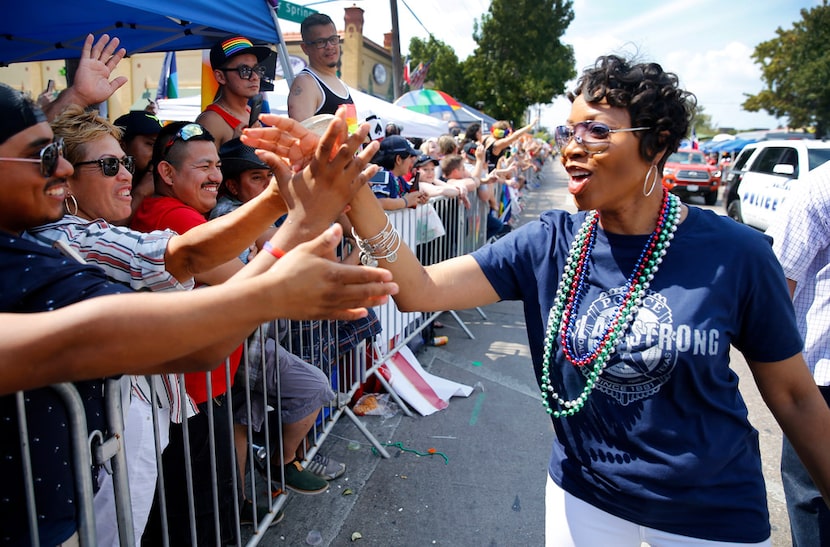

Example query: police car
[723,139,830,231]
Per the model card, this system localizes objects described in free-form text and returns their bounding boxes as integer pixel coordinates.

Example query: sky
[281,0,820,133]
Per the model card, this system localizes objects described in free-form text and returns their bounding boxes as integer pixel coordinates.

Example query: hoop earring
[643,164,659,197]
[64,195,79,216]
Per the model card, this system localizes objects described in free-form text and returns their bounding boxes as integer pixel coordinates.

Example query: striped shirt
[768,162,830,385]
[24,215,198,421]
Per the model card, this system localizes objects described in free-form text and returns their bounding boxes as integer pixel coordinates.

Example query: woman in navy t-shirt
[345,55,830,545]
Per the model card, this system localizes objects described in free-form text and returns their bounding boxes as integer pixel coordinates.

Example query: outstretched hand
[242,107,380,225]
[263,224,397,321]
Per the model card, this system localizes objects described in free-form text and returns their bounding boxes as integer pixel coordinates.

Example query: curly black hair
[568,55,696,168]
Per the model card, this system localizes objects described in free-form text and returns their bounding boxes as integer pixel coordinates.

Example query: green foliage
[406,37,468,99]
[743,1,830,137]
[693,105,717,136]
[462,0,576,125]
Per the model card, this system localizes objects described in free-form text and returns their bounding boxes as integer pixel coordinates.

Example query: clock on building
[372,63,388,85]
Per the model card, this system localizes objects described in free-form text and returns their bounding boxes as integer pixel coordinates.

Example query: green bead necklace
[540,191,681,418]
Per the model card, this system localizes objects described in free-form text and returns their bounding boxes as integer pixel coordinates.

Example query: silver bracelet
[351,214,402,267]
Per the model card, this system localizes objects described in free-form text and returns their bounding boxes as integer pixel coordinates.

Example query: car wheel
[704,191,717,206]
[727,199,743,223]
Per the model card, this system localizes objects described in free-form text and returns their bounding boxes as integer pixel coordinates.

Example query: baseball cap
[114,111,162,142]
[219,138,270,180]
[379,135,418,158]
[209,36,273,69]
[463,141,478,160]
[414,154,439,168]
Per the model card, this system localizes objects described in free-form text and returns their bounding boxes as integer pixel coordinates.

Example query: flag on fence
[156,51,178,100]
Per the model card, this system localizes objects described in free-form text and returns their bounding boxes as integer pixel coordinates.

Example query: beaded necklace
[540,190,681,418]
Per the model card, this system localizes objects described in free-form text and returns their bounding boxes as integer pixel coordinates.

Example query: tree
[692,105,716,137]
[743,1,830,137]
[462,0,575,125]
[406,37,467,99]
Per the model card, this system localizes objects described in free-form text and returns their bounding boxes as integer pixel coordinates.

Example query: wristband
[262,241,286,259]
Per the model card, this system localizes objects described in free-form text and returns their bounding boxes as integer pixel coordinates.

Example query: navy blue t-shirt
[472,206,802,543]
[0,233,131,546]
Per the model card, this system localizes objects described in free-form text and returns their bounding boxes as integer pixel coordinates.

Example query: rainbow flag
[156,52,178,100]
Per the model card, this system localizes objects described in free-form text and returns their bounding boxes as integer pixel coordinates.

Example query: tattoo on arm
[291,84,303,96]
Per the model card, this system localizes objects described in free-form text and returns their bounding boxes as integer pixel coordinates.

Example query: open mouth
[201,182,219,193]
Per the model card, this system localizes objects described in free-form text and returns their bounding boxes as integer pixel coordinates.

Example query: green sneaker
[283,460,329,495]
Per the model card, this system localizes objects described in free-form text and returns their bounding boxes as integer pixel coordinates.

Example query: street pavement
[260,160,790,546]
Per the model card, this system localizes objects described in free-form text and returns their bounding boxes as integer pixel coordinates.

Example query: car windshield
[668,151,706,165]
[808,149,830,171]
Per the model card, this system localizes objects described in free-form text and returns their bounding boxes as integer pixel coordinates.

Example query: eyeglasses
[162,123,206,160]
[219,64,267,81]
[554,121,650,153]
[305,35,341,49]
[74,156,136,177]
[0,138,65,178]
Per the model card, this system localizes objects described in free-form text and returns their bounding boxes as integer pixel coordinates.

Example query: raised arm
[44,34,128,121]
[488,117,539,157]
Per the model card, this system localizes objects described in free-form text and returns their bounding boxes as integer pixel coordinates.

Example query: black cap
[414,154,439,168]
[114,111,162,142]
[0,83,46,145]
[210,36,272,69]
[219,138,270,180]
[463,141,478,159]
[379,135,419,158]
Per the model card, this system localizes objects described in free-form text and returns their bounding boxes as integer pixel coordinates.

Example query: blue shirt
[472,206,802,543]
[0,233,131,546]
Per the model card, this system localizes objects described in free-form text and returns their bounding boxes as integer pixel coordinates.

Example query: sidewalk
[261,160,790,547]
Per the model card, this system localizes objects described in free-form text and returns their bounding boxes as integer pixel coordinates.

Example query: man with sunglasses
[288,13,354,122]
[196,35,274,150]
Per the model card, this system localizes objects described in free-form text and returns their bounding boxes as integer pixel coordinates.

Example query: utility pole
[390,0,403,99]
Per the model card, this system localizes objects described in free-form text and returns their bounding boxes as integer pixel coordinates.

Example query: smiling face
[0,122,73,234]
[560,95,651,215]
[158,140,222,214]
[416,162,436,183]
[300,23,340,70]
[70,134,133,223]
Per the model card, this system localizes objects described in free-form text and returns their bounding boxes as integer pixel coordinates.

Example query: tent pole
[265,0,296,86]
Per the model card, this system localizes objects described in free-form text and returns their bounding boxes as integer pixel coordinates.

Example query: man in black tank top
[288,13,354,121]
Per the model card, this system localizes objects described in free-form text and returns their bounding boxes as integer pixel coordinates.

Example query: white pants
[94,399,170,547]
[545,475,771,547]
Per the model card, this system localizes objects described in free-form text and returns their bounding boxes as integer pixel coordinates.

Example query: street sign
[277,1,317,24]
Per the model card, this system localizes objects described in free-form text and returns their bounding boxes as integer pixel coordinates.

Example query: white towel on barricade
[383,345,474,416]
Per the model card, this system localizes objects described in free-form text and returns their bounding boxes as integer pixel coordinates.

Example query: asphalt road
[256,161,790,546]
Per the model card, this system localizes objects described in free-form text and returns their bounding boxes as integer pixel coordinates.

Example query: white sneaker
[306,453,346,481]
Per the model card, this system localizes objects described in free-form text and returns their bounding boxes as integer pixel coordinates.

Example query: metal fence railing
[9,189,498,546]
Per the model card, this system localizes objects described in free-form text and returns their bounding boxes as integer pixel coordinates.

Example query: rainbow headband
[220,37,255,57]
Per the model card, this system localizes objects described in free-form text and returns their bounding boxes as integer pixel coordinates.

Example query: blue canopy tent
[0,0,295,81]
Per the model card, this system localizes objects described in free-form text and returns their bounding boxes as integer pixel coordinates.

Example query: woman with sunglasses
[282,54,830,545]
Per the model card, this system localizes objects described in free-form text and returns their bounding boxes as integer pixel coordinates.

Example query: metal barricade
[11,188,494,546]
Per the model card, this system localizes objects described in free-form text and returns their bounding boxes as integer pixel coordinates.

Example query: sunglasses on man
[0,138,66,178]
[219,64,267,81]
